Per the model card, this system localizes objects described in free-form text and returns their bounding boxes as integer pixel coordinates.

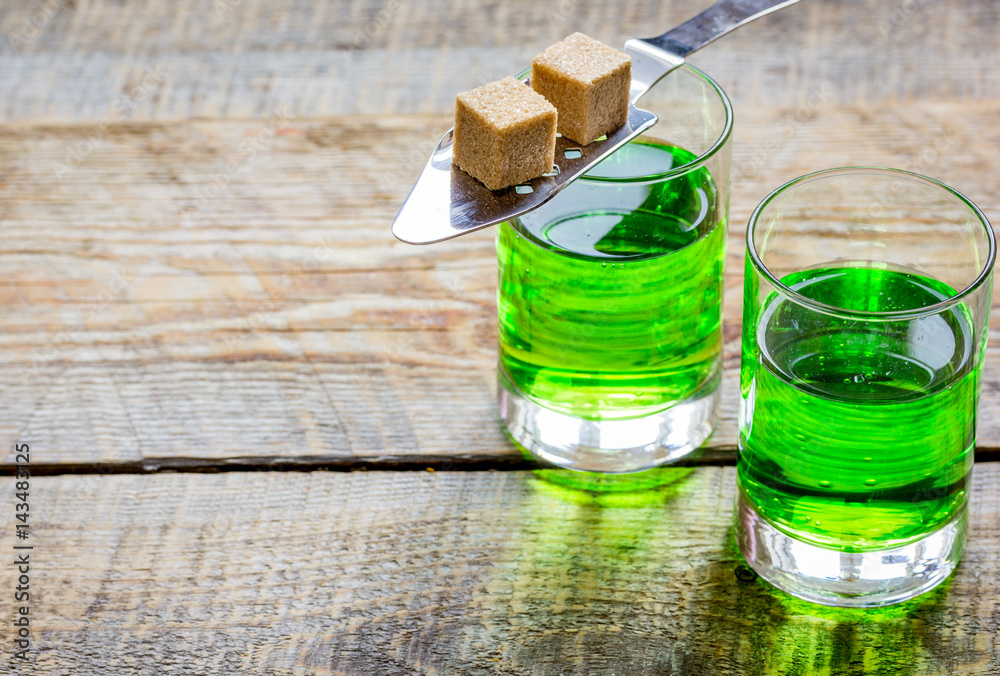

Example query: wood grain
[0,0,998,123]
[2,466,998,674]
[2,103,999,466]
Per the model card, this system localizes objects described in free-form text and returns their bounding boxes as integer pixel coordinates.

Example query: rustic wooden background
[0,0,998,673]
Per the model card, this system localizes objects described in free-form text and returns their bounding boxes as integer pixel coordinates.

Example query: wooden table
[1,0,998,673]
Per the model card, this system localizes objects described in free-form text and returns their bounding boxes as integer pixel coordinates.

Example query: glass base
[736,489,966,607]
[497,366,719,473]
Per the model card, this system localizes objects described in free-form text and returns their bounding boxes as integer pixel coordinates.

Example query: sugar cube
[453,76,557,191]
[531,32,631,145]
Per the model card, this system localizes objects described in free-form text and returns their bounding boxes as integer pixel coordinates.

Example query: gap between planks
[17,448,1000,476]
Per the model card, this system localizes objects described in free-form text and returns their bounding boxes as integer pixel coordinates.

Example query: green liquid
[739,264,979,551]
[497,141,725,420]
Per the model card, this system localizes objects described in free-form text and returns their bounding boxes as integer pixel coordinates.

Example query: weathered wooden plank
[1,104,999,466]
[2,466,998,674]
[0,0,997,122]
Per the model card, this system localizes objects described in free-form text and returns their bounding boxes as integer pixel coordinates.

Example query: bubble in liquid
[819,480,832,488]
[865,479,877,486]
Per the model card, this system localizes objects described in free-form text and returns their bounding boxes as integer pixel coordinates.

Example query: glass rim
[745,166,997,321]
[516,64,734,184]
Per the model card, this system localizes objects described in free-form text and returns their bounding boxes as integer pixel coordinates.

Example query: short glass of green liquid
[496,66,732,473]
[737,167,995,607]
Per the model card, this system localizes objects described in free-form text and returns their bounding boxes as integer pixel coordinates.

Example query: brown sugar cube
[453,76,557,191]
[531,32,631,145]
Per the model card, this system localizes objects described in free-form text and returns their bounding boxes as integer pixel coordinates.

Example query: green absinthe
[739,264,979,551]
[497,140,725,421]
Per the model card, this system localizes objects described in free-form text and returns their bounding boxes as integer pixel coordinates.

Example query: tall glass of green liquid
[738,167,995,607]
[497,66,732,473]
